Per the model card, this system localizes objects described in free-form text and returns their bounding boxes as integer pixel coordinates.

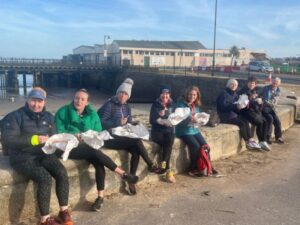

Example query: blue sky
[0,0,299,59]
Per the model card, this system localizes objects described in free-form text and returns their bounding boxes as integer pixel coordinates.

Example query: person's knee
[39,174,52,186]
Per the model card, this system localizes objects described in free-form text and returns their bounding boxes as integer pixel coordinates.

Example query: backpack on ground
[197,144,212,176]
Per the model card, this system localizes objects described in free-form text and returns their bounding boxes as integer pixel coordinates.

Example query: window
[170,52,175,56]
[123,50,128,54]
[150,51,154,55]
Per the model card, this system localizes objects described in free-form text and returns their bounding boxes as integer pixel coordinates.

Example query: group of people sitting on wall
[0,76,284,225]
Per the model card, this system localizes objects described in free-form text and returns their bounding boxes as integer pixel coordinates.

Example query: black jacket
[216,88,239,122]
[149,98,175,134]
[1,104,56,165]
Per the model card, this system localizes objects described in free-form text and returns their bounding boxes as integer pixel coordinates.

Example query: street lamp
[104,35,111,64]
[211,0,218,76]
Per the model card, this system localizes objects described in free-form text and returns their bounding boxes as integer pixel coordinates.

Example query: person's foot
[188,170,203,178]
[127,183,137,195]
[121,172,139,184]
[259,141,271,151]
[165,170,176,183]
[91,197,104,212]
[276,137,285,144]
[155,161,167,174]
[246,139,261,150]
[40,216,61,225]
[57,209,73,225]
[148,163,159,173]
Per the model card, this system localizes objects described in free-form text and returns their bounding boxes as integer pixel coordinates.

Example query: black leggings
[223,116,251,141]
[11,154,69,216]
[104,136,153,175]
[241,110,268,142]
[180,133,207,171]
[57,143,118,191]
[151,131,175,170]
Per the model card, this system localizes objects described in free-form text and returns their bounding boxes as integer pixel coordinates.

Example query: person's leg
[41,155,73,224]
[68,143,118,171]
[41,155,69,208]
[105,138,140,175]
[270,110,283,140]
[226,117,251,141]
[181,135,201,171]
[262,112,274,141]
[161,133,175,170]
[12,159,53,222]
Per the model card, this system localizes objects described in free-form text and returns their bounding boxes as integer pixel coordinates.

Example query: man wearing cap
[1,87,73,225]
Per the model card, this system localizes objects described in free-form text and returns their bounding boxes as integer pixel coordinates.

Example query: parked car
[248,61,274,73]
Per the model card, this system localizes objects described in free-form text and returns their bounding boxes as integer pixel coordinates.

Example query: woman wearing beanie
[175,86,218,177]
[98,78,158,195]
[55,89,138,212]
[216,79,261,150]
[149,84,176,183]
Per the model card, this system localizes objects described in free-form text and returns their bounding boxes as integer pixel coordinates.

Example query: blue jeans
[180,133,207,171]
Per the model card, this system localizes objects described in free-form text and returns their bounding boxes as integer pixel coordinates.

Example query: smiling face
[27,98,45,113]
[117,91,129,104]
[73,91,89,113]
[229,81,238,91]
[187,90,198,104]
[247,81,256,90]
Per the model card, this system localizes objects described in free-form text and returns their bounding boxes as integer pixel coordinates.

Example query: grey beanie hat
[226,78,238,88]
[116,78,134,98]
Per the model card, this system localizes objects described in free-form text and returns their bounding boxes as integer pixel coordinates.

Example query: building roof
[250,52,268,61]
[113,40,206,50]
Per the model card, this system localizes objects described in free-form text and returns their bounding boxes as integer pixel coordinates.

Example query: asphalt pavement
[72,124,300,225]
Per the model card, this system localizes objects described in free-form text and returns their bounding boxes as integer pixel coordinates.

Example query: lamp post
[104,35,111,65]
[211,0,218,76]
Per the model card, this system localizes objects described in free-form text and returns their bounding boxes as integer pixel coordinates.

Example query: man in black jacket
[1,87,73,225]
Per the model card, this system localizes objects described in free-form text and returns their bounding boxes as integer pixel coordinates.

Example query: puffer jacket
[149,98,175,134]
[55,102,102,134]
[1,104,56,165]
[97,96,132,130]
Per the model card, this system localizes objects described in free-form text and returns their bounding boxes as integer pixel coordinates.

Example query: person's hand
[74,133,83,142]
[120,116,128,126]
[159,109,166,117]
[38,135,48,144]
[191,116,197,123]
[256,98,263,105]
[237,103,243,110]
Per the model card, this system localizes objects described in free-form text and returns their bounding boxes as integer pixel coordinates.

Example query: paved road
[72,124,300,225]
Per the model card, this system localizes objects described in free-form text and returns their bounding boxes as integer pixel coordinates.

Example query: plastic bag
[157,107,191,126]
[112,123,149,140]
[81,130,113,150]
[42,133,79,161]
[194,112,210,126]
[234,94,249,109]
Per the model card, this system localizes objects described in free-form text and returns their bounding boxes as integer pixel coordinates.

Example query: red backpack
[197,144,212,176]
